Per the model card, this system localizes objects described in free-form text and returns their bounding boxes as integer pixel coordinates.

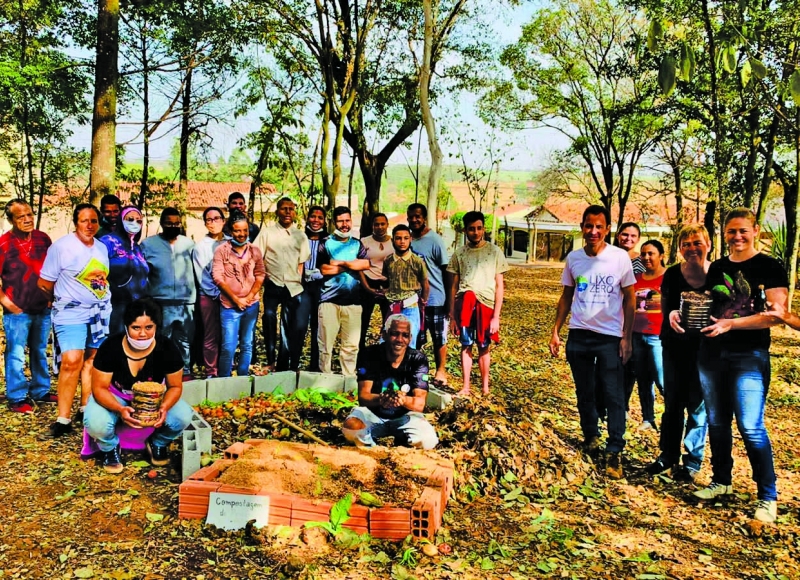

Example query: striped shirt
[383,252,428,303]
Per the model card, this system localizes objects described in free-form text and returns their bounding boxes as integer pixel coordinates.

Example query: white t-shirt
[448,242,510,309]
[562,244,635,337]
[40,233,111,325]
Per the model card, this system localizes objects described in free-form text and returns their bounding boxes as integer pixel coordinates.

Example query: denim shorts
[54,322,105,352]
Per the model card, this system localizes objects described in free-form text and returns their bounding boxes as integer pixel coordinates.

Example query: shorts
[417,305,448,349]
[455,294,499,349]
[54,322,105,352]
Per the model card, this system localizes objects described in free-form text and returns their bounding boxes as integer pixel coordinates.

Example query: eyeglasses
[205,217,223,223]
[388,331,411,338]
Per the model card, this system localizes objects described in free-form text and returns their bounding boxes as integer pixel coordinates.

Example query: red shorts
[455,291,499,349]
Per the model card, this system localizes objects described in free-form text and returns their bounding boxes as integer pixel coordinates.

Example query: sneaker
[146,436,170,467]
[9,400,34,414]
[43,420,73,439]
[693,482,733,500]
[673,465,698,483]
[73,410,84,424]
[102,446,124,474]
[753,500,777,523]
[637,421,657,432]
[605,452,624,479]
[33,393,58,404]
[643,458,674,476]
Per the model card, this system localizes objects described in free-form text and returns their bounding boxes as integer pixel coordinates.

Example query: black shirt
[659,263,707,347]
[93,334,184,395]
[356,344,429,419]
[704,253,788,351]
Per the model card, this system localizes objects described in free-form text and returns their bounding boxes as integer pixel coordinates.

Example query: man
[383,224,429,347]
[253,197,311,371]
[358,213,392,349]
[141,208,196,377]
[407,203,451,387]
[316,206,370,376]
[342,314,438,449]
[549,205,636,480]
[447,211,508,396]
[0,200,55,412]
[96,194,122,238]
[224,191,260,242]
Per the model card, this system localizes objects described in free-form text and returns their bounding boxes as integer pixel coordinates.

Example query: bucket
[131,381,166,426]
[680,291,713,331]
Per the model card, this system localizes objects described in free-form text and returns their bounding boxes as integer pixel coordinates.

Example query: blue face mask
[230,238,248,247]
[123,220,142,235]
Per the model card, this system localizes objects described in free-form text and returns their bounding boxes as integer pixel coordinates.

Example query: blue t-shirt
[100,232,149,306]
[410,231,449,307]
[318,237,368,305]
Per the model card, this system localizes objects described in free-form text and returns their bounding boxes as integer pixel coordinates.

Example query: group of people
[0,194,509,473]
[551,204,788,524]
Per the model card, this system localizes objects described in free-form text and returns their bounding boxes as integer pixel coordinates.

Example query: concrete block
[297,371,344,393]
[180,379,207,406]
[182,412,213,481]
[253,371,298,395]
[426,386,453,411]
[344,376,358,393]
[206,376,252,402]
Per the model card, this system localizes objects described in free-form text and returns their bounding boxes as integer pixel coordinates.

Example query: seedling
[305,493,353,536]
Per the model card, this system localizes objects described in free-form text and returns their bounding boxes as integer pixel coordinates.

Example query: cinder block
[206,376,252,402]
[181,412,213,481]
[425,386,453,411]
[344,376,358,392]
[253,371,298,395]
[297,371,344,393]
[180,379,207,406]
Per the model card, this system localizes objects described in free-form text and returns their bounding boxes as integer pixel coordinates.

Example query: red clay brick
[217,484,262,495]
[179,480,222,495]
[223,442,253,459]
[243,438,268,446]
[371,528,411,540]
[369,507,411,523]
[411,488,443,539]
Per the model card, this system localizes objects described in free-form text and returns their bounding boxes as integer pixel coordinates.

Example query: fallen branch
[274,413,329,446]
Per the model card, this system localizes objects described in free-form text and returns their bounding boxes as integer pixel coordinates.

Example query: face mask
[126,330,154,350]
[123,220,142,235]
[230,238,248,247]
[334,228,351,239]
[162,225,181,239]
[307,224,325,233]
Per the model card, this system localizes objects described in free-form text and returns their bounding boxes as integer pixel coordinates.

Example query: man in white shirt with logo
[254,197,311,371]
[549,205,635,480]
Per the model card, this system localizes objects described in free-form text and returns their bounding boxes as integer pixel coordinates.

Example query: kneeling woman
[84,298,194,474]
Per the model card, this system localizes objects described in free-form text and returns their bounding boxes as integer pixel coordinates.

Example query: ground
[1,267,799,579]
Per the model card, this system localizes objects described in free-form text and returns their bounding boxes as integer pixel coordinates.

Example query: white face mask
[126,330,154,350]
[333,228,352,239]
[123,220,142,235]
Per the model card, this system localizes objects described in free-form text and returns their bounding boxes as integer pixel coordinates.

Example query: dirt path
[0,267,799,579]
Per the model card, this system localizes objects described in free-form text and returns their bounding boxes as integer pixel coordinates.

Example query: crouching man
[342,314,438,449]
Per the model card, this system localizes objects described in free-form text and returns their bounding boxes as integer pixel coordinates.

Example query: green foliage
[305,494,353,536]
[289,388,357,412]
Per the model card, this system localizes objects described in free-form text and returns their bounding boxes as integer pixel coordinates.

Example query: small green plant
[305,494,352,536]
[398,546,418,567]
[290,388,358,411]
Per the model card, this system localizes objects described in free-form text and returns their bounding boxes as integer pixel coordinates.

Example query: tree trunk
[179,64,193,203]
[139,18,150,210]
[785,120,800,309]
[320,101,334,215]
[420,0,443,231]
[90,0,119,206]
[358,150,383,237]
[670,162,683,263]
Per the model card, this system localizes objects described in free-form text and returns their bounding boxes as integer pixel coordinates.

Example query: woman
[100,206,149,335]
[192,207,226,378]
[212,213,266,377]
[84,298,193,473]
[617,222,645,275]
[631,240,667,431]
[679,208,787,524]
[297,206,328,371]
[645,225,710,481]
[39,204,111,439]
[358,212,392,349]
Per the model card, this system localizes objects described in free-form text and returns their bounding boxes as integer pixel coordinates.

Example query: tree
[484,0,664,232]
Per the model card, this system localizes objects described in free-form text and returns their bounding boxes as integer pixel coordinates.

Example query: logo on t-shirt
[76,257,109,299]
[576,276,589,292]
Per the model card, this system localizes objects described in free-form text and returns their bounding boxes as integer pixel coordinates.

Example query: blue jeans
[3,310,52,403]
[566,329,626,453]
[660,340,707,472]
[219,302,259,377]
[697,344,776,501]
[262,279,306,371]
[84,393,193,452]
[298,282,322,371]
[631,332,664,424]
[161,304,195,373]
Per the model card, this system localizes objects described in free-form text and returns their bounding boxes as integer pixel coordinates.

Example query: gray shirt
[141,234,196,305]
[411,230,449,307]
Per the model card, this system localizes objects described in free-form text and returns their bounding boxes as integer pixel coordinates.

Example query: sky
[68,1,568,173]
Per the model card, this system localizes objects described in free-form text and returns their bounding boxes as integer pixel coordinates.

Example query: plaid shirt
[383,252,427,303]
